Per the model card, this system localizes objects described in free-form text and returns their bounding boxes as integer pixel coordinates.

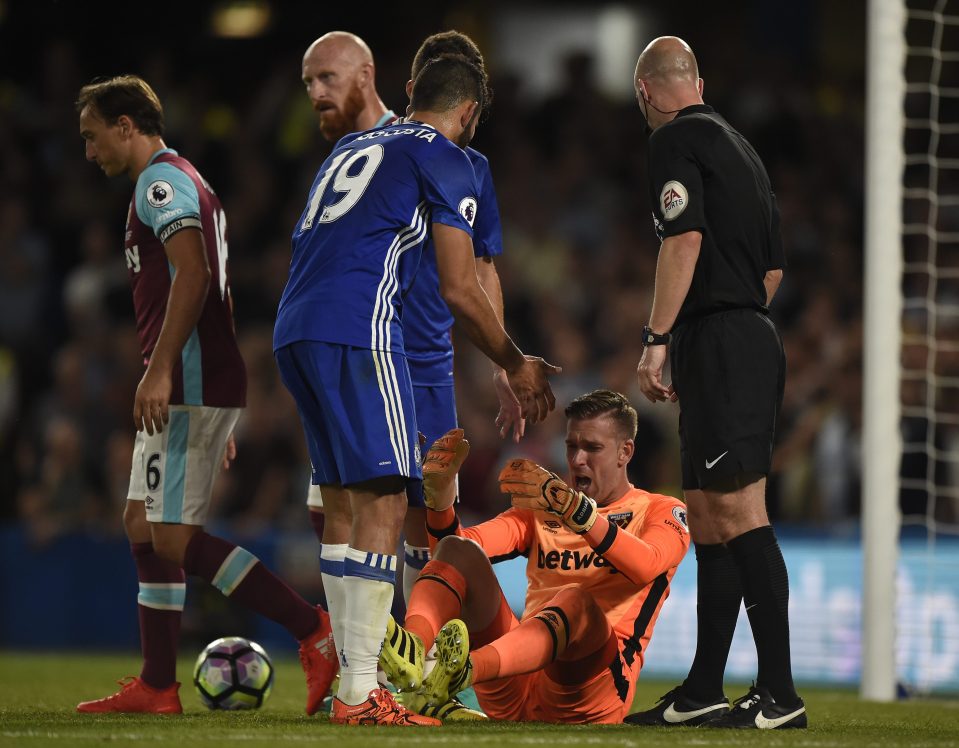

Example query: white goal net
[865,0,959,700]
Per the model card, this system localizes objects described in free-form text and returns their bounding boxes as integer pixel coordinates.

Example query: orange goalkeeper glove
[498,458,598,534]
[423,428,470,512]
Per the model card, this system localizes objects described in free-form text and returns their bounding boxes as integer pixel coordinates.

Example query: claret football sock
[683,542,743,703]
[727,526,800,707]
[404,559,466,647]
[183,531,317,640]
[131,542,184,689]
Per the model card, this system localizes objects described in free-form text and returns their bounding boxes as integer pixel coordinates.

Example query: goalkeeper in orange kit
[379,390,690,723]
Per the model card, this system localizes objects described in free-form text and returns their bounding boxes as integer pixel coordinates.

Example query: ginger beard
[316,79,365,142]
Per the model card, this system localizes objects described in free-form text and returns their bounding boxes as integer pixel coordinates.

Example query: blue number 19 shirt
[273,122,479,355]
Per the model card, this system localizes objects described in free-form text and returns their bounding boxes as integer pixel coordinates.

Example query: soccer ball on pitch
[193,636,274,710]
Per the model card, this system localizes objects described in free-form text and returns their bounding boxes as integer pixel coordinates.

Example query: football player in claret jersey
[274,55,558,725]
[380,390,689,723]
[74,76,336,716]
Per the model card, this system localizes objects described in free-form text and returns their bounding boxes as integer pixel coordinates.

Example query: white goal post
[863,0,959,701]
[862,0,905,703]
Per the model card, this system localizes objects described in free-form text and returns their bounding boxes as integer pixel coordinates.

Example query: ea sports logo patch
[672,505,689,531]
[660,180,687,221]
[147,180,175,208]
[458,196,477,227]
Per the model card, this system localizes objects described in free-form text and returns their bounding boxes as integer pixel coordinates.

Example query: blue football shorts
[405,383,458,508]
[275,341,422,487]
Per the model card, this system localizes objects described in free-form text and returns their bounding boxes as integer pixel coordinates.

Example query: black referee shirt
[647,104,786,327]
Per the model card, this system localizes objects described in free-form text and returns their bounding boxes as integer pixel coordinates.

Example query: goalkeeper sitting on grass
[379,389,690,723]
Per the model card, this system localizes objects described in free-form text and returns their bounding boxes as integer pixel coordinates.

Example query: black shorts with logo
[670,308,785,490]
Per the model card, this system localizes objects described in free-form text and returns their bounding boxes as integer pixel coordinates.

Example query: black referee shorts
[670,308,785,491]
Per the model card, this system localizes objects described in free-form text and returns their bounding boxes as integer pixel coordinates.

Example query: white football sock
[338,547,396,705]
[402,543,430,604]
[319,543,348,668]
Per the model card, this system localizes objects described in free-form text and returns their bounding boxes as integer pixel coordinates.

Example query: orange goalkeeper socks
[472,606,565,683]
[404,559,467,647]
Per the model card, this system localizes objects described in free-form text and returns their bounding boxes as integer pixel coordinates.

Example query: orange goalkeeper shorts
[470,590,635,723]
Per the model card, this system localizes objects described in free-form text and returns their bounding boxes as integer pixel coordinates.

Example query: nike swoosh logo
[755,706,805,729]
[663,702,725,723]
[705,451,729,469]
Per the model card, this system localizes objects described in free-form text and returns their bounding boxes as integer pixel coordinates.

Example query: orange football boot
[76,676,182,714]
[330,687,441,726]
[299,605,339,715]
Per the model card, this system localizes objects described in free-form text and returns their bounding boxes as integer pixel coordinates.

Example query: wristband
[641,325,671,346]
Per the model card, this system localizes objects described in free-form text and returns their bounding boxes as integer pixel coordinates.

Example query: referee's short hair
[410,53,488,119]
[565,390,638,441]
[76,75,164,137]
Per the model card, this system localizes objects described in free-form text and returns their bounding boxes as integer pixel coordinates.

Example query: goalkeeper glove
[498,458,598,534]
[423,428,470,512]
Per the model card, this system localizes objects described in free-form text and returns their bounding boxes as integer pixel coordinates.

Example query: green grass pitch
[2,651,958,747]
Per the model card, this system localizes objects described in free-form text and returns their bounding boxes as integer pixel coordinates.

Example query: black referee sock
[727,526,800,707]
[682,543,742,703]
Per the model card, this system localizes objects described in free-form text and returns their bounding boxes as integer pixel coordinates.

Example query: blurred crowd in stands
[2,2,955,553]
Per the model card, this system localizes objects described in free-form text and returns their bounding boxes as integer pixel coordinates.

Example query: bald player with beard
[299,31,522,616]
[302,31,395,142]
[627,37,804,730]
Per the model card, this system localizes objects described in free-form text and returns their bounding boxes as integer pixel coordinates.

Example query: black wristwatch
[641,326,671,346]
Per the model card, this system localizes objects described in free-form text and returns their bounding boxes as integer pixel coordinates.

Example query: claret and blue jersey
[273,121,480,356]
[125,148,245,407]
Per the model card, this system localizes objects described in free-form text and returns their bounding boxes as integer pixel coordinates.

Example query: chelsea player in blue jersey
[274,54,558,725]
[398,31,521,601]
[299,32,520,612]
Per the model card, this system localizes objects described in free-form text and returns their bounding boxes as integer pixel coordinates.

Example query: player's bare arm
[134,227,210,435]
[434,223,560,423]
[476,256,524,441]
[637,229,702,404]
[764,267,783,305]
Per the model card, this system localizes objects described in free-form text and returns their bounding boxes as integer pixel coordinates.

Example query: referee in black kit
[625,37,806,730]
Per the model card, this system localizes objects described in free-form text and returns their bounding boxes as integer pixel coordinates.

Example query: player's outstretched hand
[507,356,562,425]
[423,428,470,512]
[493,369,525,443]
[498,458,597,534]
